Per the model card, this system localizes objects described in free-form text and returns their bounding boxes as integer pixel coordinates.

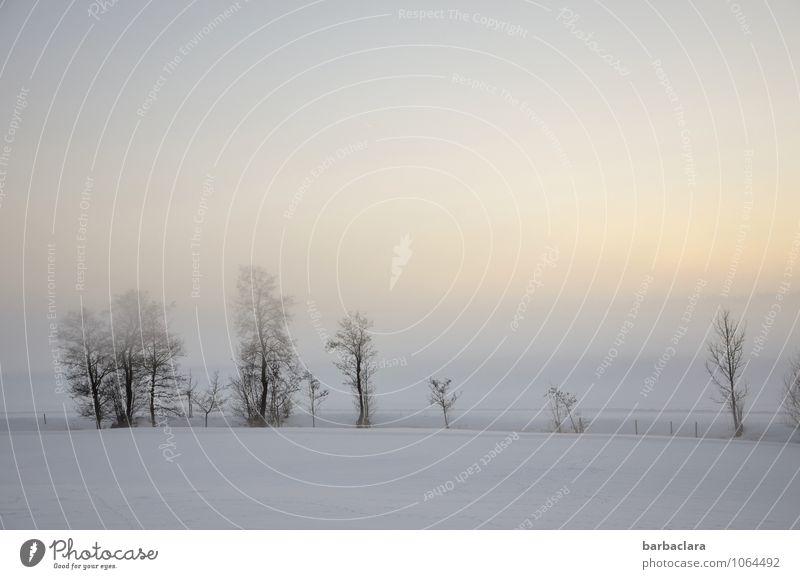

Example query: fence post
[635,419,638,435]
[695,421,698,438]
[43,413,46,425]
[670,420,673,435]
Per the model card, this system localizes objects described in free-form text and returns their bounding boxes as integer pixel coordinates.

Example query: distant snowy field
[2,420,799,529]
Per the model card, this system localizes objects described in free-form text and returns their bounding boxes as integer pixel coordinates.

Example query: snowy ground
[1,425,798,529]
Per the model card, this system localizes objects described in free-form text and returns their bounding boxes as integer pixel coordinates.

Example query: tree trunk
[91,384,102,429]
[124,365,134,427]
[258,358,268,425]
[149,367,157,427]
[732,394,743,437]
[567,410,577,433]
[355,363,365,427]
[149,385,156,427]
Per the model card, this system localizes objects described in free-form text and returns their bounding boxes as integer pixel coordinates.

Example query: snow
[1,424,798,529]
[4,407,798,442]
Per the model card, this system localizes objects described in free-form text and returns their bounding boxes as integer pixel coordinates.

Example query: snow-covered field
[4,407,798,442]
[1,425,798,529]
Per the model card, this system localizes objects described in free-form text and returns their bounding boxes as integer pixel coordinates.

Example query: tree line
[58,270,800,438]
[57,266,384,430]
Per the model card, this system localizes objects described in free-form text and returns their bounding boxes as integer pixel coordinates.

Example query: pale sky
[0,0,798,414]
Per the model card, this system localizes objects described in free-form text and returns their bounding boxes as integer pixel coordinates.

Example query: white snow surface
[1,425,798,529]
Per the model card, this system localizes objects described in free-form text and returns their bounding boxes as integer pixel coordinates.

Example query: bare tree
[705,308,748,437]
[782,350,800,427]
[60,308,115,429]
[305,372,329,427]
[327,311,377,427]
[139,296,185,427]
[544,385,583,434]
[196,371,226,427]
[232,266,298,426]
[428,377,458,428]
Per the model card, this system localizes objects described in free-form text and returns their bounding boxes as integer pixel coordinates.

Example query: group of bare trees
[424,308,799,439]
[59,273,800,437]
[227,266,379,428]
[59,266,377,429]
[59,291,191,429]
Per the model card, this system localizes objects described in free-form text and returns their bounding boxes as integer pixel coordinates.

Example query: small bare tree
[705,308,748,437]
[305,373,329,427]
[782,350,800,427]
[428,377,458,428]
[196,371,226,427]
[327,312,377,427]
[544,385,583,433]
